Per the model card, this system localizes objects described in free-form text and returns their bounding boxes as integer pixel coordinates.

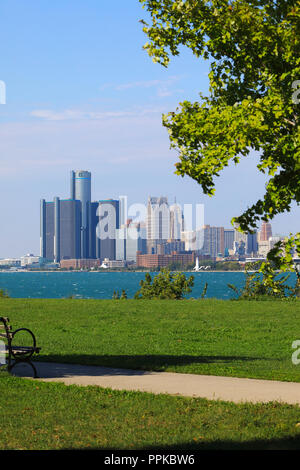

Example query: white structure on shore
[193,257,200,272]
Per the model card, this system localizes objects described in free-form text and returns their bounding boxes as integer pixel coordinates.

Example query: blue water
[0,271,297,300]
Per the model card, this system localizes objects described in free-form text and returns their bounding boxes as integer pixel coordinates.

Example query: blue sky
[0,0,298,257]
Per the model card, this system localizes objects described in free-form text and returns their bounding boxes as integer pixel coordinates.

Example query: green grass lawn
[2,298,300,450]
[1,373,300,450]
[1,298,300,382]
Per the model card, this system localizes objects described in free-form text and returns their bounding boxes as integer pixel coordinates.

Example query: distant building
[102,259,128,269]
[259,222,272,242]
[200,225,224,258]
[41,171,128,263]
[70,170,92,258]
[181,230,196,251]
[234,224,247,245]
[60,259,101,270]
[88,201,101,260]
[258,240,270,257]
[246,232,258,255]
[147,196,170,254]
[136,252,195,269]
[116,221,147,262]
[234,240,246,257]
[0,258,21,267]
[258,236,281,257]
[224,229,235,254]
[20,254,42,267]
[40,198,81,262]
[96,199,120,260]
[169,202,184,240]
[164,239,185,255]
[234,224,258,256]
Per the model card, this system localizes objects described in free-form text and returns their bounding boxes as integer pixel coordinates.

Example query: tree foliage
[134,269,194,299]
[140,0,300,264]
[228,263,300,300]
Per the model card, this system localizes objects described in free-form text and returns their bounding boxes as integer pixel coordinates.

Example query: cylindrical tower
[72,170,91,258]
[70,170,75,200]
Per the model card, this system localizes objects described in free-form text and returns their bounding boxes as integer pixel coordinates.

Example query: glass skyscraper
[70,170,91,258]
[40,198,81,262]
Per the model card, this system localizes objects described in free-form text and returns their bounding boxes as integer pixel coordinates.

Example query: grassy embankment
[1,298,300,450]
[0,298,299,382]
[1,373,300,450]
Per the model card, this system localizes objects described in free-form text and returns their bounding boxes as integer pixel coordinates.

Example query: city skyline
[0,164,295,260]
[0,1,299,258]
[30,169,284,269]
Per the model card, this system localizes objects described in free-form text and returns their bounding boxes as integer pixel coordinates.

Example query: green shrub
[134,269,194,300]
[0,289,10,299]
[228,263,300,301]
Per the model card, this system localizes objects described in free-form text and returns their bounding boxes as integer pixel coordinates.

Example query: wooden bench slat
[0,333,11,339]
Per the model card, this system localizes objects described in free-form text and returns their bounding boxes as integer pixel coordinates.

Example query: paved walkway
[13,361,300,405]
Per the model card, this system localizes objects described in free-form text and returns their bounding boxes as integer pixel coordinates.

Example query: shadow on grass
[60,436,300,450]
[34,353,267,372]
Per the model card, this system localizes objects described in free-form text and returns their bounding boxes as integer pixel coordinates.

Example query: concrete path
[13,361,300,405]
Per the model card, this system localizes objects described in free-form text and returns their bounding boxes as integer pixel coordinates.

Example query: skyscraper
[246,232,258,255]
[40,198,81,262]
[170,202,184,240]
[224,229,235,254]
[200,225,224,257]
[116,220,147,262]
[40,199,54,261]
[259,221,272,242]
[96,199,120,260]
[41,171,126,263]
[88,201,100,260]
[70,170,91,258]
[147,196,170,254]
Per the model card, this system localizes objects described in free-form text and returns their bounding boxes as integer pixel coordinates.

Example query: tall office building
[116,221,147,262]
[246,232,258,255]
[88,201,100,260]
[41,171,126,263]
[181,230,196,251]
[147,196,170,254]
[259,221,272,242]
[169,203,184,241]
[40,198,81,262]
[96,199,120,260]
[40,199,54,260]
[200,225,224,258]
[224,229,235,255]
[70,170,91,258]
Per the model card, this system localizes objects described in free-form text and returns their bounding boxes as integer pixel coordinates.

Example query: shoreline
[0,269,247,274]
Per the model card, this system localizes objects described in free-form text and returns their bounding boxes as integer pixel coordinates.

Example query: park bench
[0,317,41,378]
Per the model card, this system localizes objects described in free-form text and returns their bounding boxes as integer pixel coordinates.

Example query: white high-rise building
[116,221,147,262]
[169,203,184,240]
[146,196,170,253]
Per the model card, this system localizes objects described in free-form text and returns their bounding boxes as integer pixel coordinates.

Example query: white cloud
[30,105,167,121]
[100,75,184,97]
[0,110,173,177]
